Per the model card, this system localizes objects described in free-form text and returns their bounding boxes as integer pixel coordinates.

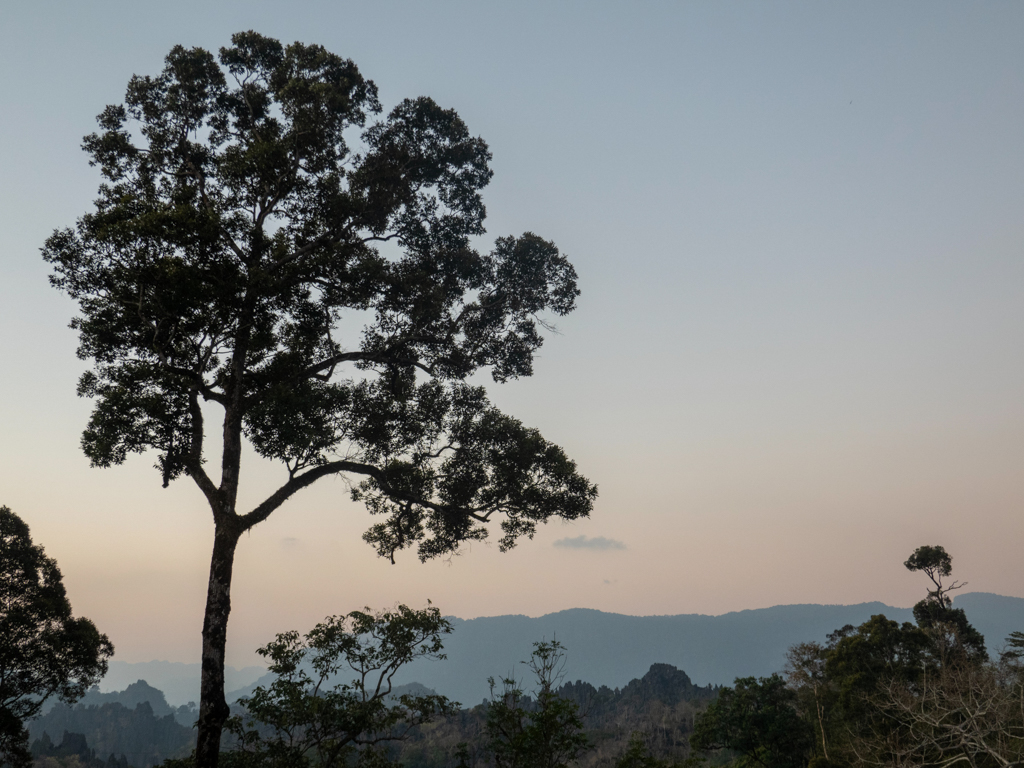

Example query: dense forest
[23,543,1024,768]
[20,545,1024,768]
[393,662,718,768]
[26,661,716,768]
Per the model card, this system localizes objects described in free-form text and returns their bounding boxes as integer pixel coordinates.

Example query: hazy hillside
[28,700,194,768]
[389,592,1024,704]
[100,593,1024,708]
[76,681,175,719]
[99,661,266,706]
[952,592,1024,653]
[389,601,910,705]
[30,593,1023,768]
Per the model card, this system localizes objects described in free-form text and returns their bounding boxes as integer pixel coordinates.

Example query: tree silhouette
[484,640,590,768]
[0,506,113,768]
[43,31,597,768]
[690,675,812,768]
[903,545,960,608]
[227,605,455,768]
[904,545,986,664]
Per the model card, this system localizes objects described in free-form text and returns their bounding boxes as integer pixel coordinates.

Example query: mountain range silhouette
[99,592,1024,707]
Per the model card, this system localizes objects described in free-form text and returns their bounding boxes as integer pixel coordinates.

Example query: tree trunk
[195,520,242,768]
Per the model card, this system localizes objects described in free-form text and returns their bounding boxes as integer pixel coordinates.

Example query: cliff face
[29,701,194,768]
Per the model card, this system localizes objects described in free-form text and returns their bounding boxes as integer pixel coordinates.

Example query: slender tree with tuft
[903,545,961,608]
[43,31,596,768]
[904,545,986,664]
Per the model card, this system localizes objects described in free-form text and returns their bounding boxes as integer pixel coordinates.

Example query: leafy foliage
[904,545,987,665]
[225,605,456,768]
[42,30,596,559]
[689,675,811,768]
[782,545,1023,768]
[1000,630,1024,664]
[394,662,715,768]
[0,507,113,768]
[903,546,954,598]
[613,732,692,768]
[483,640,590,768]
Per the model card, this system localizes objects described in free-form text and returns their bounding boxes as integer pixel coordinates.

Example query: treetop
[43,31,596,561]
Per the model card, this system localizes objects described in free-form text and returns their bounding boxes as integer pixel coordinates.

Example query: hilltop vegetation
[395,661,718,768]
[11,543,1024,768]
[29,702,193,768]
[25,661,715,768]
[92,593,1024,709]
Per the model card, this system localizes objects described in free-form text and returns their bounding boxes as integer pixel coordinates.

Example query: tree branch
[240,458,490,532]
[240,460,383,530]
[186,389,219,506]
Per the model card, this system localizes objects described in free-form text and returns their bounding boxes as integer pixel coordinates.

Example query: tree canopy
[781,545,1014,768]
[43,31,596,767]
[43,32,594,561]
[0,506,113,768]
[904,545,986,664]
[689,674,811,768]
[484,640,590,768]
[225,605,455,768]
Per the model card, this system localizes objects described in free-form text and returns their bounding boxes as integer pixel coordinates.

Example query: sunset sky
[2,1,1023,668]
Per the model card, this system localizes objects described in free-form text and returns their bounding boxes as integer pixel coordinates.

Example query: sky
[2,1,1023,667]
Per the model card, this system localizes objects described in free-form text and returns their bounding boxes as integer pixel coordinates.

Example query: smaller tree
[784,545,994,767]
[0,506,114,768]
[225,604,455,768]
[784,643,832,764]
[690,675,812,768]
[614,732,690,768]
[484,640,590,768]
[999,630,1024,665]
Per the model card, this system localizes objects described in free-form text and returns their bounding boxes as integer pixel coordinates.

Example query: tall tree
[0,506,114,768]
[43,32,597,768]
[784,545,992,767]
[904,545,987,664]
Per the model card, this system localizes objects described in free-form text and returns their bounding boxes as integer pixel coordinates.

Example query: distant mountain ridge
[99,661,265,706]
[388,592,1024,704]
[38,594,1018,768]
[36,592,1023,768]
[102,593,1024,707]
[77,680,175,719]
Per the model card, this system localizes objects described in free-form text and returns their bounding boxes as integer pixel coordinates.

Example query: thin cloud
[553,535,626,551]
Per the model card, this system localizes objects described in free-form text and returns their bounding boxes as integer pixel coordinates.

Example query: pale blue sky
[2,1,1023,665]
